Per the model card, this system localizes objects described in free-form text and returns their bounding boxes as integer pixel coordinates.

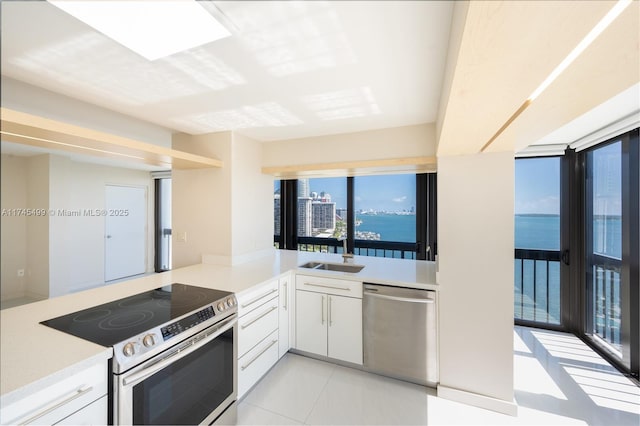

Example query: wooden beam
[0,108,223,169]
[262,156,437,178]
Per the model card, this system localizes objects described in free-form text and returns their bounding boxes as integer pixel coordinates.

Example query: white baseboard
[437,385,518,416]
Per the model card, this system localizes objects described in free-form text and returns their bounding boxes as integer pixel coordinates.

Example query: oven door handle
[122,315,237,387]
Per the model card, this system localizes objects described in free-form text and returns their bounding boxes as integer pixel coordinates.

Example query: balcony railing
[514,249,561,325]
[295,237,418,260]
[591,253,621,351]
[354,240,418,260]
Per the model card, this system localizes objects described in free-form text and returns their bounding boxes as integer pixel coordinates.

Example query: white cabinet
[56,395,107,425]
[238,296,279,357]
[238,330,279,398]
[295,275,363,365]
[0,360,107,426]
[295,290,328,356]
[236,278,282,399]
[278,273,293,358]
[327,295,362,364]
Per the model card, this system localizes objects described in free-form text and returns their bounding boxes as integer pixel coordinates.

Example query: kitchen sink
[299,261,365,273]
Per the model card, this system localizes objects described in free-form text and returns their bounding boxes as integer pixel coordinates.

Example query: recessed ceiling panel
[1,1,453,141]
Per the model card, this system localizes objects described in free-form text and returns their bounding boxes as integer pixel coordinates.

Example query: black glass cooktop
[41,283,231,347]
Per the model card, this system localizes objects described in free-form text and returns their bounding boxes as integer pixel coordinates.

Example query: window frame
[274,173,436,260]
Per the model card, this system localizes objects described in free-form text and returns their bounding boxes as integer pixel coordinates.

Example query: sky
[274,175,417,212]
[515,157,560,215]
[275,145,621,216]
[515,143,622,216]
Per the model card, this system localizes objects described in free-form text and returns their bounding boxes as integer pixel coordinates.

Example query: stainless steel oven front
[114,314,237,425]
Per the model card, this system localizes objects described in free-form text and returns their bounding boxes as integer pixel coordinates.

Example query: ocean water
[515,214,622,330]
[515,214,622,258]
[355,214,416,243]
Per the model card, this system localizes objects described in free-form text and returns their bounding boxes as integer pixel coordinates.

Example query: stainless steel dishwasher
[363,283,438,386]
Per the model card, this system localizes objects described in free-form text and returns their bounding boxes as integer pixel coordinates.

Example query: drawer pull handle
[304,282,351,291]
[241,340,277,371]
[283,282,288,310]
[241,288,278,308]
[16,386,93,425]
[240,306,277,329]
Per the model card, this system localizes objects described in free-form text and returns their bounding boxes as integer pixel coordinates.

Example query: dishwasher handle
[364,290,434,304]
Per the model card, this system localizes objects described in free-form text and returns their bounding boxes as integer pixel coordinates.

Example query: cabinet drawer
[296,275,362,298]
[237,279,279,317]
[238,298,279,357]
[1,361,107,426]
[238,330,279,398]
[56,395,107,425]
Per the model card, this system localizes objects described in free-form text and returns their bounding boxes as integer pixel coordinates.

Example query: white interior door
[105,185,146,282]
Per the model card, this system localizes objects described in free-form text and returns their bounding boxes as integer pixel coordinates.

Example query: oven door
[115,315,237,425]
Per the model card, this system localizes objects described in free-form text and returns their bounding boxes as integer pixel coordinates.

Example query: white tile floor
[236,327,640,425]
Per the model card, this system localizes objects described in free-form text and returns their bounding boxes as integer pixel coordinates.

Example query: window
[273,180,281,248]
[154,177,172,272]
[297,177,347,239]
[354,175,416,243]
[586,141,623,355]
[512,128,638,381]
[514,157,561,325]
[275,173,435,260]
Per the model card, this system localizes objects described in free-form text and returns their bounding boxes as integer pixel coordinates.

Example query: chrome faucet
[338,236,354,263]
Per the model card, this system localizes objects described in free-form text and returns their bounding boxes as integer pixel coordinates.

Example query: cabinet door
[278,274,291,358]
[328,295,363,365]
[295,290,327,357]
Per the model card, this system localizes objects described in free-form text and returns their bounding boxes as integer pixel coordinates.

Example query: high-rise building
[298,197,312,237]
[274,193,280,236]
[298,178,310,198]
[336,208,348,221]
[312,201,336,231]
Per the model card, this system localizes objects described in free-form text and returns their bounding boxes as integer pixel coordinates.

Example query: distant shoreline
[515,213,621,219]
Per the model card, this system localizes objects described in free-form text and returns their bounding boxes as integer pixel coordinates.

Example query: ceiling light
[481,0,632,153]
[0,131,146,161]
[528,0,632,101]
[47,0,231,60]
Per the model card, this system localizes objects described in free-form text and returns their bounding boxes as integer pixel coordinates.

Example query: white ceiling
[1,1,453,142]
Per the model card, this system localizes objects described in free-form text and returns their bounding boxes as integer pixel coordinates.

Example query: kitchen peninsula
[0,250,437,424]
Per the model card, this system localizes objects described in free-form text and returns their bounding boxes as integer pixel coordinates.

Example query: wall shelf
[0,108,223,169]
[262,156,437,178]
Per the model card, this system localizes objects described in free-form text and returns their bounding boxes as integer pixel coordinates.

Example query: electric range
[41,283,238,425]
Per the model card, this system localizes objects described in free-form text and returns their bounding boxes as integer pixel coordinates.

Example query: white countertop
[0,250,436,404]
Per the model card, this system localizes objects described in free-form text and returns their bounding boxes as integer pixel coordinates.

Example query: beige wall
[1,155,29,300]
[172,131,273,267]
[1,77,173,147]
[231,133,274,257]
[172,132,233,268]
[48,156,154,297]
[0,154,154,301]
[262,123,436,169]
[436,151,515,413]
[26,155,50,299]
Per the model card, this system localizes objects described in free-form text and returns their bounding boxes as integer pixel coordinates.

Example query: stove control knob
[123,342,135,357]
[226,297,235,307]
[217,302,225,312]
[142,334,155,348]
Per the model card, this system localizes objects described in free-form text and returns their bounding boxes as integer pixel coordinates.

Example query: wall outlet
[17,269,24,277]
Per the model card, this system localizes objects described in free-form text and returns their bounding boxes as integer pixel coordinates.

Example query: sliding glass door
[586,142,622,353]
[584,131,638,378]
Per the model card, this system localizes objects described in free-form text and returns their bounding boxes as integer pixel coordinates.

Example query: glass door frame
[578,129,639,380]
[519,129,638,381]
